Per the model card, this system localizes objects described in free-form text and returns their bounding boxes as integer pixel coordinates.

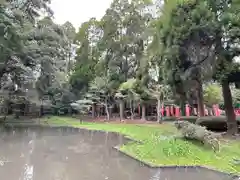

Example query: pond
[0,126,236,180]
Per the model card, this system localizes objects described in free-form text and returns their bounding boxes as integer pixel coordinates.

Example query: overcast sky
[50,0,113,29]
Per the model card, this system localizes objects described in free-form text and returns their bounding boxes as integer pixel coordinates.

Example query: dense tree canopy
[0,0,76,117]
[1,0,239,134]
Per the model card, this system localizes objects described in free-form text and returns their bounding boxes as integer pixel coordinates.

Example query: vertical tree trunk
[69,106,72,115]
[130,100,134,120]
[119,99,124,121]
[157,99,161,123]
[92,103,96,118]
[40,100,44,117]
[109,105,113,118]
[176,81,186,116]
[105,104,110,121]
[196,81,205,116]
[222,81,238,135]
[141,103,146,120]
[190,105,194,116]
[180,98,185,116]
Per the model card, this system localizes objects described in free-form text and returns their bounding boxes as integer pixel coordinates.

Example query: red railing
[137,103,240,117]
[234,109,240,116]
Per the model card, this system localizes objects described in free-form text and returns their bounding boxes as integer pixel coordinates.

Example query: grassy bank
[42,116,240,174]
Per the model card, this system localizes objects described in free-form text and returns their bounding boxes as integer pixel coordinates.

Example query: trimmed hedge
[196,116,240,131]
[178,116,198,123]
[162,116,176,121]
[41,105,79,116]
[175,121,221,151]
[162,116,198,123]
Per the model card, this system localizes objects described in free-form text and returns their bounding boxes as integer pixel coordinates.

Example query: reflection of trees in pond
[150,169,161,180]
[47,162,69,180]
[67,141,91,154]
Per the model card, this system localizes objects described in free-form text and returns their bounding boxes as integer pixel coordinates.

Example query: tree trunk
[40,100,44,117]
[180,98,185,116]
[222,81,238,135]
[92,103,96,118]
[157,99,161,123]
[196,81,205,117]
[141,103,146,121]
[119,99,124,121]
[105,103,110,121]
[130,100,134,120]
[176,81,186,116]
[109,105,113,118]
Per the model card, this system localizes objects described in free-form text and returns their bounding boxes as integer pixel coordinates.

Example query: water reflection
[0,126,236,180]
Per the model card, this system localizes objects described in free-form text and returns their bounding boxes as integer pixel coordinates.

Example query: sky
[50,0,113,29]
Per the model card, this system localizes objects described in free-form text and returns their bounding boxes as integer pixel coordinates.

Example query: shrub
[147,116,157,121]
[178,116,198,123]
[162,116,198,123]
[162,116,176,121]
[175,121,221,151]
[196,116,240,131]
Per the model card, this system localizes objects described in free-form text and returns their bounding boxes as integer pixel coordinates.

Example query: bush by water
[175,121,221,152]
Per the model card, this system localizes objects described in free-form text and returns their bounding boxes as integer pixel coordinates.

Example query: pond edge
[4,123,240,178]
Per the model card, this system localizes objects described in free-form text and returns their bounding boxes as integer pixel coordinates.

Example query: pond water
[0,126,236,180]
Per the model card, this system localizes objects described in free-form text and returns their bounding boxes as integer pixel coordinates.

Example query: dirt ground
[79,116,240,140]
[79,116,159,124]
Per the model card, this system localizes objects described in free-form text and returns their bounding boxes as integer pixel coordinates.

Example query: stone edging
[3,123,240,178]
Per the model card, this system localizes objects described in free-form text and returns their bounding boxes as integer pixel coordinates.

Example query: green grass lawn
[42,116,240,174]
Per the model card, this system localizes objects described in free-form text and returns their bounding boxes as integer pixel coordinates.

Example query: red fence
[234,109,240,116]
[138,104,240,117]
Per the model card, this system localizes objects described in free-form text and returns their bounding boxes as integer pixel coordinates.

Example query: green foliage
[45,117,240,173]
[33,18,75,107]
[132,79,150,101]
[196,116,240,131]
[70,0,155,111]
[116,79,137,99]
[150,0,240,133]
[119,79,136,91]
[69,64,94,93]
[68,0,159,117]
[0,1,78,117]
[231,87,240,105]
[157,0,217,77]
[203,83,223,106]
[69,19,100,94]
[175,121,221,151]
[70,99,92,115]
[212,0,240,81]
[0,0,52,86]
[163,116,198,124]
[162,116,176,121]
[148,0,219,115]
[2,0,240,126]
[178,116,198,123]
[86,76,114,109]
